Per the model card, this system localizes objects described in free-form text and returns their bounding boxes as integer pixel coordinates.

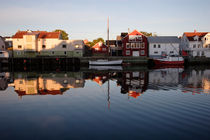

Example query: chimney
[194,29,197,33]
[128,28,130,33]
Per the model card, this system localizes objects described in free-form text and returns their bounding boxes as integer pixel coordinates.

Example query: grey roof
[147,36,180,43]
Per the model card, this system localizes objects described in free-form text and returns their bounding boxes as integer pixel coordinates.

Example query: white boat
[89,59,122,66]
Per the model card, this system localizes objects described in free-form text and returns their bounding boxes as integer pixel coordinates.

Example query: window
[158,44,161,48]
[136,43,140,48]
[102,48,106,51]
[198,44,201,48]
[193,44,196,48]
[52,51,54,54]
[141,43,145,49]
[64,51,67,55]
[126,50,130,55]
[202,51,205,56]
[126,43,130,49]
[170,51,174,54]
[17,52,21,55]
[42,45,46,49]
[2,45,4,49]
[154,51,158,54]
[131,43,135,48]
[153,44,156,48]
[62,44,67,48]
[75,45,79,48]
[140,50,145,55]
[197,51,200,56]
[18,45,22,49]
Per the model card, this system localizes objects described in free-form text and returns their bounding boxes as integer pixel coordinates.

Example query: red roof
[92,42,107,49]
[184,32,208,41]
[129,30,143,36]
[12,31,61,39]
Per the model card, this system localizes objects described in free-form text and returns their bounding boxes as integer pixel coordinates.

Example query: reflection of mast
[107,73,110,109]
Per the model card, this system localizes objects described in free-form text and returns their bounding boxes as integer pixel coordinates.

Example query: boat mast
[107,17,110,55]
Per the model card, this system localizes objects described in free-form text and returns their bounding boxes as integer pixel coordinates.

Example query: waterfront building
[180,31,210,57]
[147,36,180,58]
[12,30,84,58]
[92,41,108,56]
[122,30,148,57]
[0,36,6,51]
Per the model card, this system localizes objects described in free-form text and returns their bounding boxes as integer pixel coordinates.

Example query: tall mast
[107,17,110,54]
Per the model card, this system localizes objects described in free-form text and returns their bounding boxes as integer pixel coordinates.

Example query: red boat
[154,55,184,66]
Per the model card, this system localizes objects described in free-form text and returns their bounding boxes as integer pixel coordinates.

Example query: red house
[122,30,148,57]
[92,41,108,56]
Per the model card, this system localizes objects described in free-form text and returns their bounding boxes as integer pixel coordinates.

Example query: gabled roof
[129,30,143,36]
[92,41,107,48]
[184,32,208,41]
[147,36,180,43]
[12,30,61,39]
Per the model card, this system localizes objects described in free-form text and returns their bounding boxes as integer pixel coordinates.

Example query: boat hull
[154,59,184,66]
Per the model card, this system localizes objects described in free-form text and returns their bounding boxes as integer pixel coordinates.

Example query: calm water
[0,67,210,140]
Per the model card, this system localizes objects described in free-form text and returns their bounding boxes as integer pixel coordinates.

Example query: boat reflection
[1,67,210,98]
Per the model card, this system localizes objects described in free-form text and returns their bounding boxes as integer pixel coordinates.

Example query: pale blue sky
[0,0,209,41]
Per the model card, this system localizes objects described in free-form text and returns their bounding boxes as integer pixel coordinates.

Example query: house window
[62,44,67,48]
[170,51,174,54]
[2,45,4,49]
[18,45,22,49]
[75,45,79,48]
[17,52,21,55]
[193,44,196,48]
[64,51,67,55]
[154,51,158,54]
[197,51,200,56]
[202,51,205,56]
[126,50,130,55]
[140,50,145,55]
[131,43,135,48]
[198,44,201,48]
[141,43,145,49]
[153,44,156,48]
[42,45,46,49]
[52,51,54,55]
[126,43,130,49]
[136,43,139,48]
[158,44,161,48]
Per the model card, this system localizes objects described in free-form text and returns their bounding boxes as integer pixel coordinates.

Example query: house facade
[147,36,180,58]
[122,30,148,57]
[180,31,210,57]
[12,30,84,58]
[0,36,6,51]
[92,41,108,56]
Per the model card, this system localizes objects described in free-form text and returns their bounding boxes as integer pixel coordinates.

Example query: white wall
[0,37,6,51]
[149,43,180,58]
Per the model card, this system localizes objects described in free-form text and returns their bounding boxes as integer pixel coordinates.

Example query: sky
[0,0,209,41]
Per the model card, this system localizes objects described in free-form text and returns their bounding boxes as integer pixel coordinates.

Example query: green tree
[87,38,104,47]
[140,31,156,36]
[53,29,69,40]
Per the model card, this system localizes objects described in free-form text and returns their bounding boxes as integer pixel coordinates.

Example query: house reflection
[182,69,210,94]
[148,68,184,90]
[13,72,85,97]
[118,71,149,98]
[0,72,10,90]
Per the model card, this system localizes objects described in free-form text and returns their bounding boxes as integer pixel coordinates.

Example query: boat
[89,59,122,66]
[153,55,184,66]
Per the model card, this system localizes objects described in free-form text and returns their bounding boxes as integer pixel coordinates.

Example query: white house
[180,31,210,57]
[12,30,84,58]
[147,36,180,58]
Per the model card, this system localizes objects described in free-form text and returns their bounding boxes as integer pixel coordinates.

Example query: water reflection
[1,67,210,98]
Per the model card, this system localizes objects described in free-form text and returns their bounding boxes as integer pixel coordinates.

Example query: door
[133,51,139,57]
